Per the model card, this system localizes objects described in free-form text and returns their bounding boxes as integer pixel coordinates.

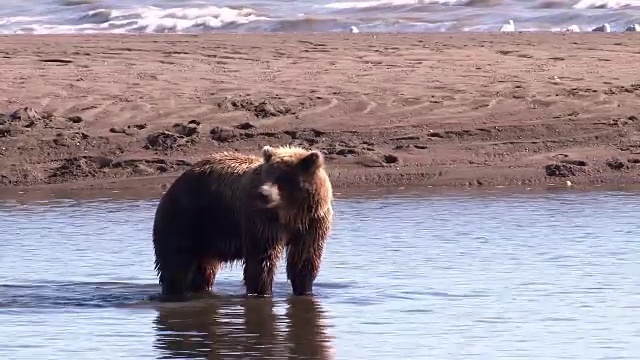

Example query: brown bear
[152,145,334,299]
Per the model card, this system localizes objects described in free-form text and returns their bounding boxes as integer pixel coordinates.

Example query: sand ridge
[1,33,640,191]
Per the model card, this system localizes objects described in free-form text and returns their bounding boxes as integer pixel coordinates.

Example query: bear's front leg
[286,242,324,296]
[287,219,330,296]
[243,245,283,297]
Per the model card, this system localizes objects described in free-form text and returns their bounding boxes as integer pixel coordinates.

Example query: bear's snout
[258,183,281,208]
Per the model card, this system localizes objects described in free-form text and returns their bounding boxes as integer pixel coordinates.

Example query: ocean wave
[323,0,482,9]
[0,5,268,34]
[1,0,640,34]
[573,0,640,9]
[323,0,640,9]
[0,16,48,26]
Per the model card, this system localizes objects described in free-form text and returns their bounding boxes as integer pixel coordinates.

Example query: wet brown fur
[152,145,334,299]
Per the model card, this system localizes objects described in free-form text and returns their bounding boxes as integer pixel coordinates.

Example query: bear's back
[182,151,264,206]
[153,151,265,259]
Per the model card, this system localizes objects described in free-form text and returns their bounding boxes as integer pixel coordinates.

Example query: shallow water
[1,188,640,359]
[1,0,639,34]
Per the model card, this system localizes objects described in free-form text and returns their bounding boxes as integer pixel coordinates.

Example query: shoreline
[3,174,640,203]
[3,172,640,203]
[2,32,640,198]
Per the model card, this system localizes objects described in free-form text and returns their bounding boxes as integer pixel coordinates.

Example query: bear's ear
[298,151,324,173]
[262,146,275,163]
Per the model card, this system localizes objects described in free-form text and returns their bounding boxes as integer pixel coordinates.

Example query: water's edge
[3,178,640,203]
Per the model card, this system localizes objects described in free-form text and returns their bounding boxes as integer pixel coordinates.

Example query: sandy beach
[1,32,640,192]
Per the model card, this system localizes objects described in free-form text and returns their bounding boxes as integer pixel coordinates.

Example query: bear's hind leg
[158,258,197,301]
[188,259,220,293]
[243,246,283,297]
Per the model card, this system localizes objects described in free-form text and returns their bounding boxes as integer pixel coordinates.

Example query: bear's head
[257,145,331,210]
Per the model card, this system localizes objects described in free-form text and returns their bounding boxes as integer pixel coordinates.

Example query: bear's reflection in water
[153,296,334,359]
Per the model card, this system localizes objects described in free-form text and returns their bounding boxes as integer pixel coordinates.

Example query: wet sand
[1,33,640,192]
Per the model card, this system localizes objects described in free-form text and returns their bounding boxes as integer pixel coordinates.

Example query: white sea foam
[572,0,640,9]
[0,5,268,34]
[0,16,48,26]
[324,0,466,10]
[324,0,640,10]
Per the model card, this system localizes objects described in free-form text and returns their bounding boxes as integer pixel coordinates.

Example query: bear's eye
[274,172,300,189]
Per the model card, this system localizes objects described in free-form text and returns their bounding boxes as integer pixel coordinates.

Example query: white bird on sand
[625,24,640,32]
[350,26,360,33]
[591,23,611,32]
[500,19,515,32]
[564,24,581,32]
